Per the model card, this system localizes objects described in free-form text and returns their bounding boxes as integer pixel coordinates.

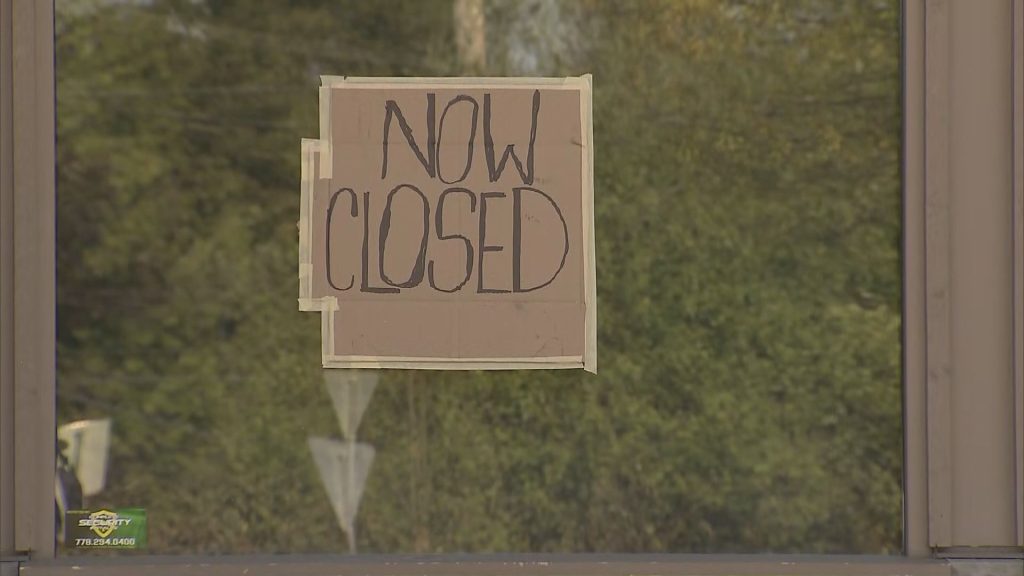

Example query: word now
[325,185,568,294]
[381,90,541,185]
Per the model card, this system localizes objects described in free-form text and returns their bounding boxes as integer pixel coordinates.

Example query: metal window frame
[1,0,56,564]
[2,0,1023,573]
[1014,0,1024,553]
[915,0,1024,556]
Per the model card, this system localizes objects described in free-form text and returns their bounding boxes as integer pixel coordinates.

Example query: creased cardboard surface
[299,77,595,371]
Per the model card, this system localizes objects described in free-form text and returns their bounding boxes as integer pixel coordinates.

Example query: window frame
[2,0,1022,572]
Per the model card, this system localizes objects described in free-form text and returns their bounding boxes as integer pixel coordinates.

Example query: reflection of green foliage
[56,0,901,555]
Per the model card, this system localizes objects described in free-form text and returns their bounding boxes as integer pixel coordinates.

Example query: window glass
[56,0,902,554]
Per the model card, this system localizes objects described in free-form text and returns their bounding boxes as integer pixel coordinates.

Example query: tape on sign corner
[318,86,333,178]
[298,296,335,313]
[320,75,348,87]
[321,357,584,371]
[318,76,589,91]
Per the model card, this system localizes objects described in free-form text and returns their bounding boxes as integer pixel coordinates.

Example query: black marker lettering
[361,191,399,294]
[483,89,540,185]
[512,186,568,293]
[429,187,477,292]
[477,191,510,294]
[436,95,479,185]
[381,94,436,179]
[325,187,358,291]
[379,184,430,288]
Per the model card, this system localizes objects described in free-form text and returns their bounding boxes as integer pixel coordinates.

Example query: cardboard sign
[300,77,596,372]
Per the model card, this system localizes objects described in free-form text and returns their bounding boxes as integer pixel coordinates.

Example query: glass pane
[55,0,903,555]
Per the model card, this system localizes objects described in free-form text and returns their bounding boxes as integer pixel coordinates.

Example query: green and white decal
[65,508,147,549]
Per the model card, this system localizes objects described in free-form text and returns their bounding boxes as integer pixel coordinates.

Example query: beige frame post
[3,0,1024,573]
[0,0,56,562]
[1014,0,1024,551]
[906,0,1024,557]
[0,0,15,563]
[903,0,929,558]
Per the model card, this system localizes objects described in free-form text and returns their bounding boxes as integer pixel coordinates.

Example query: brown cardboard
[299,76,596,372]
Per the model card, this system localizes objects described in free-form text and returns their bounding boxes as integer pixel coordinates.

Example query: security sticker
[65,508,147,549]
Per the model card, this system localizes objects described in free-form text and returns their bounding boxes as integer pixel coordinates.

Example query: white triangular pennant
[324,370,378,440]
[307,436,375,534]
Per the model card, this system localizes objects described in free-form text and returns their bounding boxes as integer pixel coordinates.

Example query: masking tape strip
[302,76,596,372]
[329,355,581,363]
[324,359,583,371]
[321,297,339,364]
[298,296,332,313]
[321,75,586,91]
[318,86,332,179]
[299,139,317,301]
[581,74,598,374]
